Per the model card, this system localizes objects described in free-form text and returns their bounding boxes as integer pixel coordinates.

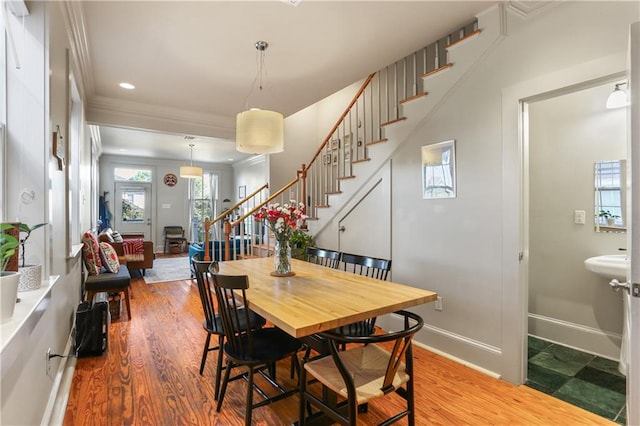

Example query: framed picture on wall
[422,140,456,199]
[238,185,246,199]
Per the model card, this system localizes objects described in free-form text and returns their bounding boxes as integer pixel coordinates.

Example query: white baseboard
[41,331,76,426]
[528,313,622,360]
[378,313,502,379]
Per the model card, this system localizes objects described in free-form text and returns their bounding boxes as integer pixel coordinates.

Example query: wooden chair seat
[304,344,410,404]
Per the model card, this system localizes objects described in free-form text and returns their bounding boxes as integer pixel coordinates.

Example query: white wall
[1,2,84,424]
[528,83,627,359]
[392,2,637,378]
[232,155,267,204]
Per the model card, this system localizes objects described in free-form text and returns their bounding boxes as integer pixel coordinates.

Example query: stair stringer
[307,4,506,239]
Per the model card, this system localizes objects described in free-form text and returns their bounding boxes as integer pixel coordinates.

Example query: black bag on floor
[75,292,110,357]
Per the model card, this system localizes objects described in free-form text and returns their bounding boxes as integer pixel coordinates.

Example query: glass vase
[272,238,294,276]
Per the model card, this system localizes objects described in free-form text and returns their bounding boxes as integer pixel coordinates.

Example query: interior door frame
[501,54,629,384]
[626,20,639,426]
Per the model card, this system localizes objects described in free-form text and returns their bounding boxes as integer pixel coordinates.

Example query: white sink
[584,254,628,281]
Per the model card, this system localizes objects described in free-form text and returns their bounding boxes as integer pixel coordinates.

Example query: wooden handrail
[306,72,376,168]
[210,183,269,226]
[224,177,300,261]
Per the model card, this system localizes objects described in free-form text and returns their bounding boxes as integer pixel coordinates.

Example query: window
[114,167,152,182]
[190,172,218,242]
[594,160,625,228]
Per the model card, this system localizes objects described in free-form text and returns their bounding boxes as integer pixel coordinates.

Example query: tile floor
[526,336,626,424]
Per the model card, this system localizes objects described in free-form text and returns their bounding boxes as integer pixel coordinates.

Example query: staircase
[214,5,503,259]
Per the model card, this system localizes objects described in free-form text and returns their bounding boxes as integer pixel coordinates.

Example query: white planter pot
[1,271,20,323]
[18,264,42,292]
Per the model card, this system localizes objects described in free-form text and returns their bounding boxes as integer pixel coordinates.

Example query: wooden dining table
[217,257,437,338]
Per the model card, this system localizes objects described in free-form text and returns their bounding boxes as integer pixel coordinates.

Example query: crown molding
[87,96,236,140]
[506,1,558,19]
[59,0,94,99]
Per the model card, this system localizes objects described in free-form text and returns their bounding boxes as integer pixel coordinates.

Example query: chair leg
[245,367,255,426]
[199,333,211,375]
[214,335,224,400]
[123,288,132,319]
[298,362,307,426]
[216,358,233,412]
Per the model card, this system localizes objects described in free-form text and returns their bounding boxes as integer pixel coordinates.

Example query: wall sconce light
[606,82,628,109]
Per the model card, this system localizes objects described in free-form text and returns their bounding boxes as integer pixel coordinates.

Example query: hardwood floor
[63,270,615,425]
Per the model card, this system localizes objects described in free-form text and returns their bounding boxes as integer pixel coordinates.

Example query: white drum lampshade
[180,143,203,178]
[179,165,202,178]
[236,109,284,154]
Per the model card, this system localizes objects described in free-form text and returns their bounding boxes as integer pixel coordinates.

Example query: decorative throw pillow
[99,242,120,274]
[81,231,103,275]
[111,230,124,243]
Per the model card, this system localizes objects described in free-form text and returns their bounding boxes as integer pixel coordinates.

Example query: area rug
[142,257,192,284]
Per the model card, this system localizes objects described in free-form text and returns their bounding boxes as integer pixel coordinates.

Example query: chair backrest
[340,252,392,280]
[321,310,423,392]
[211,273,256,358]
[193,260,221,333]
[306,247,341,269]
[164,226,185,237]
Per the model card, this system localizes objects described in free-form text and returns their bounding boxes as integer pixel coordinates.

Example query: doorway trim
[501,53,627,384]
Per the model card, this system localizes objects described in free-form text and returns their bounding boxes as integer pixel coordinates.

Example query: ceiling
[77,1,497,164]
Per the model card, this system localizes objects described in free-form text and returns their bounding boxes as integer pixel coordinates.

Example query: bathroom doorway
[524,78,628,422]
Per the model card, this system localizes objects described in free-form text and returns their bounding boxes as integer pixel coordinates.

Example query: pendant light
[180,143,202,179]
[236,41,284,154]
[606,82,628,109]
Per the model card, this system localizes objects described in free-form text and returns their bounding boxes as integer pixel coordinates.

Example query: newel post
[223,218,231,261]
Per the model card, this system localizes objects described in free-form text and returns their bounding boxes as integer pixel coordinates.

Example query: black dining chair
[306,246,341,269]
[337,253,393,338]
[299,310,424,426]
[340,252,392,280]
[211,272,304,425]
[192,260,266,400]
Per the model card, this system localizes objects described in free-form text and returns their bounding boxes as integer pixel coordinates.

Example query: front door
[114,182,152,240]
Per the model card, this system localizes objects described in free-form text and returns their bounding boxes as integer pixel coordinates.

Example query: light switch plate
[574,210,586,225]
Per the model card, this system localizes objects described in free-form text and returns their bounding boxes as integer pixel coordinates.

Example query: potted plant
[1,223,21,323]
[290,228,313,260]
[17,222,47,292]
[599,210,620,227]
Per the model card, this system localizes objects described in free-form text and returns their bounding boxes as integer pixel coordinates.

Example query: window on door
[190,172,218,242]
[114,167,152,182]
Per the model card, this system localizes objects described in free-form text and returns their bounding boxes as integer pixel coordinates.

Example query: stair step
[421,63,453,80]
[337,175,355,181]
[316,204,330,208]
[351,158,371,164]
[399,92,429,104]
[446,29,482,50]
[366,138,388,146]
[380,117,407,127]
[326,191,343,195]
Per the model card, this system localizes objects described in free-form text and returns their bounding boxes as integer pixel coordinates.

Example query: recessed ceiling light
[281,0,302,6]
[227,158,234,161]
[119,82,135,90]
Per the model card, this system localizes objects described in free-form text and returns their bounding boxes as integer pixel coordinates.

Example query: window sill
[1,276,60,378]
